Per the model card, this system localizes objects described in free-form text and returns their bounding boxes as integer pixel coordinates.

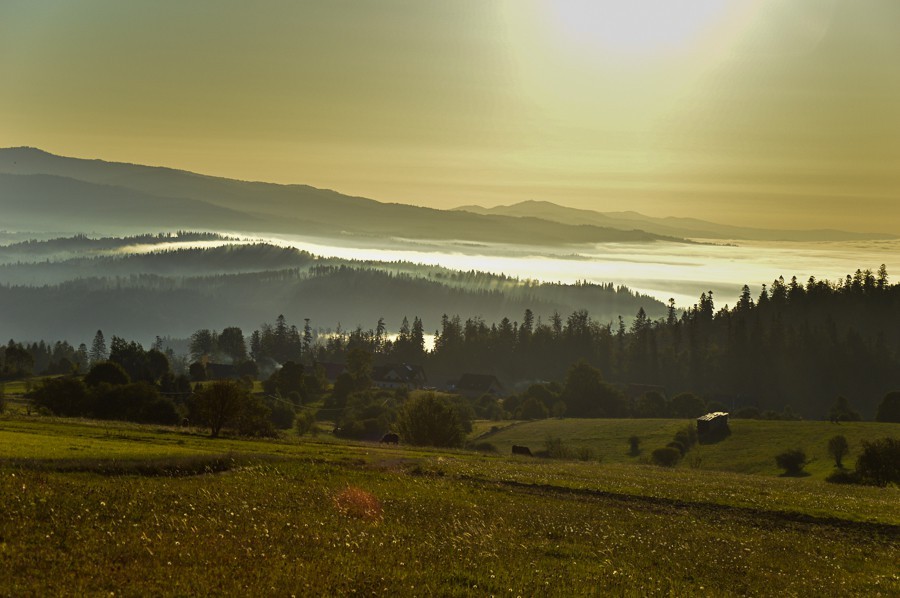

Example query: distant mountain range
[454,200,897,242]
[0,147,683,246]
[2,147,889,245]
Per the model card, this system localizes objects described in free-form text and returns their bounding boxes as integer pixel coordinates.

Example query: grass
[480,417,900,479]
[0,414,897,595]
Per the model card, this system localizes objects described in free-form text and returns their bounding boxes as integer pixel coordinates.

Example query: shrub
[84,361,130,388]
[0,384,5,414]
[575,446,598,462]
[295,410,317,436]
[827,435,849,468]
[855,438,900,487]
[469,441,497,453]
[517,397,549,420]
[825,470,860,485]
[269,399,296,429]
[651,447,681,467]
[394,393,464,447]
[775,449,807,475]
[544,436,574,460]
[733,406,760,419]
[29,377,90,417]
[667,441,686,456]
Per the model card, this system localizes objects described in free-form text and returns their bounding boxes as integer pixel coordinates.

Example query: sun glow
[546,0,735,59]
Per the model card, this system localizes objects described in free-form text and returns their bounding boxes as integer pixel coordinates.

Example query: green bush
[855,438,900,487]
[543,436,574,459]
[667,441,686,456]
[295,410,317,436]
[775,449,807,475]
[469,442,497,453]
[651,447,681,467]
[394,393,464,448]
[269,399,296,429]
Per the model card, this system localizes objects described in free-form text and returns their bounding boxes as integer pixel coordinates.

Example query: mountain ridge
[0,147,686,246]
[454,199,897,242]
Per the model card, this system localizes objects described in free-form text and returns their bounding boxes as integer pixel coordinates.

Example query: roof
[372,363,426,384]
[697,411,729,422]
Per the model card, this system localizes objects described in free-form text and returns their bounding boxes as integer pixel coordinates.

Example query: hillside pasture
[0,415,897,595]
[478,417,900,479]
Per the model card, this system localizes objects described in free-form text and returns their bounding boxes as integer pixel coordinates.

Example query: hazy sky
[2,0,898,232]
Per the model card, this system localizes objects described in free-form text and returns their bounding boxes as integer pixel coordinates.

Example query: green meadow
[1,415,898,596]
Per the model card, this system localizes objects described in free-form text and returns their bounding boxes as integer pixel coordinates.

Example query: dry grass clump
[333,486,383,521]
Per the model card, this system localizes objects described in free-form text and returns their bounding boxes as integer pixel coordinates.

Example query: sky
[1,0,898,232]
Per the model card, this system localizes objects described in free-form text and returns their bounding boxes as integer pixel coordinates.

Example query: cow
[511,445,533,457]
[380,432,400,445]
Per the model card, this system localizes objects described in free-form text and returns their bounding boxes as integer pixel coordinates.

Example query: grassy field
[477,417,900,478]
[1,414,898,595]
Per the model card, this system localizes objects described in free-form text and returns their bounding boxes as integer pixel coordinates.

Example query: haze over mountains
[1,148,889,246]
[0,147,679,246]
[455,201,898,243]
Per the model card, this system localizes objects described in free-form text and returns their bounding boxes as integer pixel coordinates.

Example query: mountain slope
[0,148,685,246]
[455,200,897,242]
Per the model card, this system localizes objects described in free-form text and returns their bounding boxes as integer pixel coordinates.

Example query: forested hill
[0,238,665,342]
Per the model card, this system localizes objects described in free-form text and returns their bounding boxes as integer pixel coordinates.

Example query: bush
[775,449,807,475]
[825,470,861,485]
[855,438,900,487]
[575,446,598,462]
[469,442,497,453]
[674,430,695,451]
[667,441,686,456]
[394,393,464,447]
[84,361,130,388]
[295,410,317,436]
[543,436,574,459]
[29,377,90,417]
[269,399,296,430]
[0,384,6,414]
[651,447,681,467]
[733,406,760,419]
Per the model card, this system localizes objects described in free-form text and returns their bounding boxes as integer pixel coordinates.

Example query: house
[696,411,729,437]
[453,373,504,398]
[371,363,427,390]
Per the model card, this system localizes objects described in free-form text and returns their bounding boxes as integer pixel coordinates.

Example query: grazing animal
[512,445,533,457]
[380,432,400,445]
[180,417,190,427]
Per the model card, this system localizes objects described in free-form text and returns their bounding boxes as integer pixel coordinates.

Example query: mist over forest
[0,233,664,343]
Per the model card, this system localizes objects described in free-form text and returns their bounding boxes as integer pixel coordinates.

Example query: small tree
[875,391,900,423]
[0,383,5,414]
[395,393,464,448]
[85,361,130,388]
[855,438,900,487]
[827,435,849,468]
[194,380,248,438]
[628,435,640,455]
[828,396,861,422]
[775,448,807,476]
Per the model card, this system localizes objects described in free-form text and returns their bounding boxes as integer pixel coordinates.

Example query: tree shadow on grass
[778,470,811,478]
